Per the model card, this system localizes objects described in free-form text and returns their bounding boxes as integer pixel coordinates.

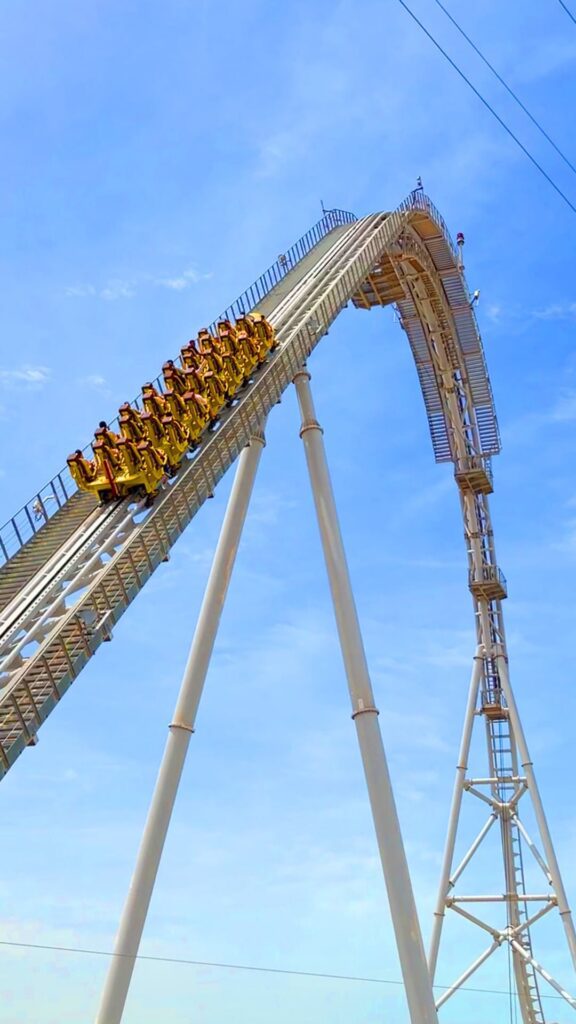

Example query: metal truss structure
[0,192,574,1024]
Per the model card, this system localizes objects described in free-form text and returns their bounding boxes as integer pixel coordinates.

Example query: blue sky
[1,0,576,1021]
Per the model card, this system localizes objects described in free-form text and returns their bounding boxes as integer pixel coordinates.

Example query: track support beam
[293,368,439,1024]
[94,430,266,1024]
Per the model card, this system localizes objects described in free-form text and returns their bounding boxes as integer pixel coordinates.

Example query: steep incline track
[0,192,548,1023]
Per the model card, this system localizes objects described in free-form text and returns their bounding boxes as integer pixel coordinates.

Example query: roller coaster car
[164,388,188,422]
[217,319,257,378]
[68,442,121,504]
[142,384,169,419]
[215,321,248,382]
[194,330,235,396]
[180,342,202,371]
[147,411,190,470]
[162,363,189,397]
[94,423,121,449]
[251,311,277,348]
[119,404,147,443]
[139,409,167,448]
[182,390,211,442]
[115,437,167,500]
[67,450,97,491]
[239,312,277,358]
[207,335,244,396]
[196,328,216,354]
[67,311,278,508]
[184,365,226,418]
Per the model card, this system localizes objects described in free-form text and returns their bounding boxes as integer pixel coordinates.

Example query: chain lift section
[0,192,574,1024]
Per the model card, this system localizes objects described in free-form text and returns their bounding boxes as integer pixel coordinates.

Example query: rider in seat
[94,421,121,450]
[67,450,96,490]
[162,361,189,396]
[182,389,211,441]
[119,403,147,443]
[142,383,169,419]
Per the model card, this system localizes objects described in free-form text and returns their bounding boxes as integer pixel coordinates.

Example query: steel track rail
[0,212,384,775]
[0,500,128,652]
[0,223,354,666]
[383,228,545,1023]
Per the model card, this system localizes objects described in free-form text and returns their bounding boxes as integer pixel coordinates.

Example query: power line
[0,937,564,1001]
[558,0,576,26]
[431,0,576,177]
[394,0,576,216]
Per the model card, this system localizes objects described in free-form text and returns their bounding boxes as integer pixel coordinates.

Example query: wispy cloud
[65,266,211,301]
[77,374,112,396]
[79,374,106,388]
[155,267,212,290]
[549,389,576,422]
[0,365,51,389]
[486,303,502,323]
[65,279,134,301]
[64,284,97,298]
[100,279,136,301]
[532,301,576,321]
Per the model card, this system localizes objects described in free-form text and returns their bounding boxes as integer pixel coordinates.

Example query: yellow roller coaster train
[67,312,277,505]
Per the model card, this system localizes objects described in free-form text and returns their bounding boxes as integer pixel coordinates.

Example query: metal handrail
[0,207,357,567]
[455,455,494,484]
[469,564,507,590]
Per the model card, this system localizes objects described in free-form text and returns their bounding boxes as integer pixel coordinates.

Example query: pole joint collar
[299,421,323,438]
[292,369,311,384]
[169,721,195,735]
[351,701,379,720]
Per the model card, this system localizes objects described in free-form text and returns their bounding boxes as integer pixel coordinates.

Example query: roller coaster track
[0,191,573,1024]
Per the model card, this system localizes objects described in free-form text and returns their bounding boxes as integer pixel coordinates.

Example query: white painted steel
[428,649,483,978]
[293,369,439,1024]
[448,815,498,887]
[94,432,265,1024]
[0,503,142,678]
[510,940,576,1011]
[496,653,576,969]
[435,941,500,1009]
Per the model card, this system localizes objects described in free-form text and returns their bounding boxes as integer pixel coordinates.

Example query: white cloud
[77,374,111,395]
[64,284,97,298]
[0,365,51,389]
[532,302,576,321]
[65,279,135,300]
[155,267,212,290]
[549,389,576,422]
[64,268,211,301]
[100,279,135,301]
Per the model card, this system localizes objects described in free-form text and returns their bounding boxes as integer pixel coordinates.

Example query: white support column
[95,431,266,1024]
[428,649,483,978]
[293,368,439,1024]
[496,652,576,970]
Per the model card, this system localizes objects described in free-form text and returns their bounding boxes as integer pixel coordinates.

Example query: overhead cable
[557,0,576,26]
[432,0,576,177]
[0,937,565,1001]
[395,0,576,216]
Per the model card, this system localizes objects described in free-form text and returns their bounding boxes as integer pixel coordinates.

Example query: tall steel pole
[293,368,439,1024]
[95,431,266,1024]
